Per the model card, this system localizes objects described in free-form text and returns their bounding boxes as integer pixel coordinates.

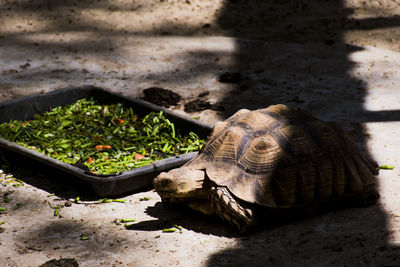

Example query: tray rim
[0,86,213,185]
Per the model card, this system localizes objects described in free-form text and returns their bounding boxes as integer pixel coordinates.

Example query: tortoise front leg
[210,187,257,233]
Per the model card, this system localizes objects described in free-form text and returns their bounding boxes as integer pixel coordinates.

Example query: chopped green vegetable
[0,98,204,175]
[121,218,136,223]
[114,218,136,227]
[75,196,80,203]
[112,199,126,203]
[4,191,15,196]
[2,175,24,187]
[162,228,177,233]
[53,207,60,216]
[0,207,6,212]
[10,178,24,187]
[3,196,10,203]
[139,197,150,201]
[99,198,126,203]
[173,224,182,230]
[172,224,183,233]
[99,198,113,203]
[380,165,394,170]
[16,203,24,209]
[47,193,55,197]
[80,236,89,240]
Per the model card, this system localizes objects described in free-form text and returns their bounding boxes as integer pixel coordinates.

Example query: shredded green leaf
[379,165,394,170]
[162,228,176,233]
[0,98,204,175]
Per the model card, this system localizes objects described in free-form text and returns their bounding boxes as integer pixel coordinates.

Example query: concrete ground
[1,0,400,266]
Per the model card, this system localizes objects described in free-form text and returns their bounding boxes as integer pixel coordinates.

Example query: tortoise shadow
[134,196,383,240]
[128,202,238,237]
[206,203,399,266]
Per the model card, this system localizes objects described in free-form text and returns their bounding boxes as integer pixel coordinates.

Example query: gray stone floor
[1,1,400,266]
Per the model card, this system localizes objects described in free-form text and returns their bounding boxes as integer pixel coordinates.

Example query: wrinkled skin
[153,167,216,215]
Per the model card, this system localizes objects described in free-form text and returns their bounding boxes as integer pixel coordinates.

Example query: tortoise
[153,104,379,232]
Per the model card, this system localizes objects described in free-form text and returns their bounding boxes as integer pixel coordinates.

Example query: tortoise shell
[185,104,378,208]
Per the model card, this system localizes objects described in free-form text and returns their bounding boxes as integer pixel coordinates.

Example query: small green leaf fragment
[139,197,150,201]
[13,178,24,185]
[4,190,15,196]
[53,207,60,216]
[3,196,10,203]
[173,224,182,230]
[99,198,112,203]
[16,203,24,209]
[0,207,6,212]
[75,196,80,203]
[112,199,126,203]
[162,228,176,233]
[80,236,89,240]
[121,218,136,223]
[47,193,55,197]
[380,165,394,170]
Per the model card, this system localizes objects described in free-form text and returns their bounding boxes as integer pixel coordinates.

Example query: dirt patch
[141,87,181,108]
[39,258,79,267]
[183,90,225,112]
[184,99,225,113]
[141,87,224,113]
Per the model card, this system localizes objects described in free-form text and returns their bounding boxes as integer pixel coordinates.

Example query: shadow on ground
[0,151,105,201]
[206,0,400,266]
[2,0,400,266]
[13,218,136,265]
[135,202,236,237]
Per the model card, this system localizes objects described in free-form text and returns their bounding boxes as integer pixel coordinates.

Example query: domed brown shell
[185,104,378,208]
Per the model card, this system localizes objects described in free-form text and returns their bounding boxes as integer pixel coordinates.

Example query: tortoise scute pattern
[186,104,377,208]
[154,104,379,231]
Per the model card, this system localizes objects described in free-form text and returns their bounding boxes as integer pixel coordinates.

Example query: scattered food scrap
[380,165,394,170]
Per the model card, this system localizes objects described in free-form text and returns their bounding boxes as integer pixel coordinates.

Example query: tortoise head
[153,167,215,215]
[154,167,208,199]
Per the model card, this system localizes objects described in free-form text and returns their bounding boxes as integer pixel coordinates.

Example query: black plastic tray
[0,86,213,196]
